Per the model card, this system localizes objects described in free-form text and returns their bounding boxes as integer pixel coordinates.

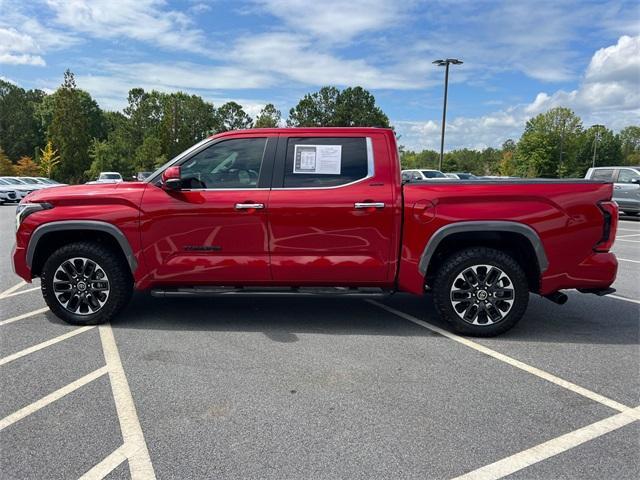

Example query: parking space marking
[0,306,49,327]
[0,287,41,299]
[0,281,26,298]
[453,406,640,480]
[617,228,640,232]
[367,300,632,413]
[99,324,156,480]
[79,444,130,480]
[0,367,108,431]
[607,294,640,305]
[618,239,640,243]
[0,326,94,366]
[617,234,640,238]
[618,258,640,264]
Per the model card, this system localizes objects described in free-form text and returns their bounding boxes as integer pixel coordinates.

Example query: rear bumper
[540,252,618,295]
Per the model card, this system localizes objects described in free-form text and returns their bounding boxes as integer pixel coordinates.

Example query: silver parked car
[585,166,640,215]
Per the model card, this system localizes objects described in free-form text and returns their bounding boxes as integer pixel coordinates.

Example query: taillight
[594,200,618,252]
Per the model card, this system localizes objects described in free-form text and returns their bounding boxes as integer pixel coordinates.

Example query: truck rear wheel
[432,247,529,337]
[41,242,133,325]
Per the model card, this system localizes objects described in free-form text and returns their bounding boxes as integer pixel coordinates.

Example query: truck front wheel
[41,242,133,325]
[432,247,529,337]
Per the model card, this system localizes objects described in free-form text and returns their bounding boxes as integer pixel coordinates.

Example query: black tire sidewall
[41,242,132,325]
[433,247,529,337]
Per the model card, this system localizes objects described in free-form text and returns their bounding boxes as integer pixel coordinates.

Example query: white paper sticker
[293,145,342,174]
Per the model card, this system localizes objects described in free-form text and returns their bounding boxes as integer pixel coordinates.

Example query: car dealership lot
[0,205,638,479]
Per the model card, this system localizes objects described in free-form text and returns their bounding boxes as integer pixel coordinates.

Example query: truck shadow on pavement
[103,291,639,346]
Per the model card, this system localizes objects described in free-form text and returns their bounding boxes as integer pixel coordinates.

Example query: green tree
[0,80,46,160]
[254,103,281,128]
[14,156,40,176]
[48,70,105,183]
[135,135,166,171]
[215,101,253,132]
[618,126,640,165]
[575,126,621,175]
[0,147,15,175]
[498,140,517,176]
[39,141,61,178]
[516,107,583,178]
[287,86,390,127]
[159,92,217,157]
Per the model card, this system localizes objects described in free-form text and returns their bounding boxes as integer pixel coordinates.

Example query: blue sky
[0,0,638,151]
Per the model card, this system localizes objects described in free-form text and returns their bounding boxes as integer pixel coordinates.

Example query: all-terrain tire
[432,247,529,337]
[41,241,133,325]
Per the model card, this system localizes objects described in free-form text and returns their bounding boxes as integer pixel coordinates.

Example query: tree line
[0,70,638,183]
[402,109,639,177]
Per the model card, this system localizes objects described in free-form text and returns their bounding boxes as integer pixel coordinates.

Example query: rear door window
[282,137,369,188]
[591,169,614,181]
[617,169,640,184]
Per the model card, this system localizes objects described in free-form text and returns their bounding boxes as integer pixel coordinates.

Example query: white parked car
[401,169,449,182]
[0,184,19,204]
[0,177,39,198]
[87,172,124,184]
[585,166,640,216]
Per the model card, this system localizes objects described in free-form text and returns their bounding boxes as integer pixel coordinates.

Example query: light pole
[592,124,603,168]
[433,58,463,171]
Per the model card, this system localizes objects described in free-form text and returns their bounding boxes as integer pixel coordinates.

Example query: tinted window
[591,169,614,181]
[180,138,266,189]
[401,171,412,181]
[617,169,640,183]
[421,170,446,178]
[283,137,368,188]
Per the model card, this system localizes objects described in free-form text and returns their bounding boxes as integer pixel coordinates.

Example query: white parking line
[0,287,41,299]
[453,406,640,480]
[607,294,640,305]
[617,233,640,238]
[0,326,94,366]
[618,258,640,264]
[367,300,631,413]
[618,239,640,243]
[0,307,49,327]
[99,324,156,479]
[0,367,108,431]
[617,228,640,232]
[0,281,26,298]
[79,444,130,480]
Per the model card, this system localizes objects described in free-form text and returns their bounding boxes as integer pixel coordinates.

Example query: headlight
[15,202,52,229]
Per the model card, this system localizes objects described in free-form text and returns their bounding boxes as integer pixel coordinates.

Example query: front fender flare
[418,221,548,276]
[26,220,138,272]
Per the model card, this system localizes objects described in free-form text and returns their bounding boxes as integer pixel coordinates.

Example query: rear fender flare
[418,221,548,276]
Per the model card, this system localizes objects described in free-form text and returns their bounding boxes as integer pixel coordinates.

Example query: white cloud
[0,27,45,66]
[45,0,208,54]
[231,32,423,89]
[396,35,640,151]
[254,0,408,42]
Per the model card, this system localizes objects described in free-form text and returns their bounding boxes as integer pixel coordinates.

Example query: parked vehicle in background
[137,172,153,181]
[401,169,448,181]
[585,166,640,216]
[0,177,38,198]
[35,177,65,185]
[0,185,19,204]
[16,177,63,188]
[7,177,50,190]
[87,172,124,184]
[13,128,619,337]
[445,172,478,180]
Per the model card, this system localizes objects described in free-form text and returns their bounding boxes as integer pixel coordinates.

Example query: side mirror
[631,178,640,184]
[161,166,182,190]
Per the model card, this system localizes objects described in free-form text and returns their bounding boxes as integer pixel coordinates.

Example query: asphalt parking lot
[0,205,638,480]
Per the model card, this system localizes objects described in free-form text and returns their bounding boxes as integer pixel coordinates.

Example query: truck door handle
[235,203,265,210]
[354,202,385,209]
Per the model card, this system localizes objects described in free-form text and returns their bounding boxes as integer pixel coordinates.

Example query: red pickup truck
[13,127,618,336]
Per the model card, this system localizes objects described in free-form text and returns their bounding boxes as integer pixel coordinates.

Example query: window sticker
[293,145,342,174]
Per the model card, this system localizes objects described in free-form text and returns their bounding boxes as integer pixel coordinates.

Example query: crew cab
[13,128,618,336]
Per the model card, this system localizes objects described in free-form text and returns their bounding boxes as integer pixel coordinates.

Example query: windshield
[1,178,25,185]
[0,178,9,185]
[19,178,39,184]
[421,170,446,178]
[99,173,121,179]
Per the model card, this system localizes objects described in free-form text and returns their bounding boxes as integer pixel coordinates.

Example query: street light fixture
[433,58,463,171]
[592,124,604,168]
